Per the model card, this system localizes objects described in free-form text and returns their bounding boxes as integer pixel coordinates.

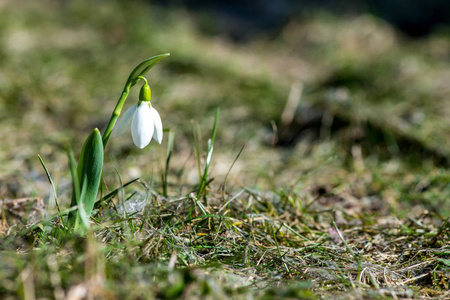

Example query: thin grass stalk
[196,108,219,199]
[37,154,66,230]
[162,130,174,197]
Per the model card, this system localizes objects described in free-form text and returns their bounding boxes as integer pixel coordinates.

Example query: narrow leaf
[196,108,219,199]
[37,154,66,229]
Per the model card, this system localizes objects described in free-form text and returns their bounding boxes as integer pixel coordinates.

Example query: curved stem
[136,76,148,85]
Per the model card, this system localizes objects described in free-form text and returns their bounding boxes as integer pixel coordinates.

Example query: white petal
[151,107,163,144]
[131,102,154,148]
[116,105,137,137]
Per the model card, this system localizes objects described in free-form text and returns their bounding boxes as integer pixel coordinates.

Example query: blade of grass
[332,221,357,260]
[333,220,363,280]
[282,223,311,242]
[162,130,174,197]
[191,121,202,181]
[94,178,139,208]
[271,224,291,276]
[138,189,152,232]
[190,194,210,216]
[427,217,449,246]
[113,167,136,236]
[220,144,245,198]
[175,213,230,227]
[196,108,219,199]
[37,154,66,230]
[218,190,244,213]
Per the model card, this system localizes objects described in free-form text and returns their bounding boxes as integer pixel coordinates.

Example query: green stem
[136,76,148,85]
[102,77,145,147]
[102,86,130,148]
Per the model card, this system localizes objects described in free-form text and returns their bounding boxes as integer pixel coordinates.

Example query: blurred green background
[0,0,449,217]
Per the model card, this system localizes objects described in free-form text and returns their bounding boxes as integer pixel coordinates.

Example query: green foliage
[68,128,104,232]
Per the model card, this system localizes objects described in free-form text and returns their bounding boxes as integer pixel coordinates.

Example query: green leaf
[436,258,450,266]
[127,53,170,88]
[67,146,88,230]
[68,128,104,232]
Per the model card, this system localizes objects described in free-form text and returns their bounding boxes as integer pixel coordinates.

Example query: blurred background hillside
[0,0,449,217]
[156,0,450,39]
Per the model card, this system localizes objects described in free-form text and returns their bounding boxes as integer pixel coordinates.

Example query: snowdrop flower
[116,83,163,148]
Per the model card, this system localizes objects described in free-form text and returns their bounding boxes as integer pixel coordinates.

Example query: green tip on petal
[139,83,151,102]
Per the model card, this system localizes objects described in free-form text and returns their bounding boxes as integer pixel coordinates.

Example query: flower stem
[101,53,170,148]
[136,76,148,85]
[102,86,130,148]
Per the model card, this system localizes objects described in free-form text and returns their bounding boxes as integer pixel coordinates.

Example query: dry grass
[1,179,449,299]
[0,0,450,299]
